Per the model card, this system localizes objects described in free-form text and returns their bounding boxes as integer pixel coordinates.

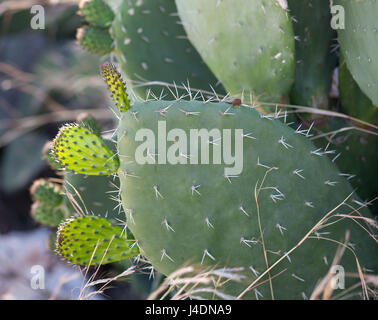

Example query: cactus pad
[53,123,119,175]
[100,62,131,112]
[175,0,295,102]
[79,0,114,28]
[116,99,377,299]
[76,26,113,56]
[30,179,63,208]
[56,216,139,265]
[335,0,378,106]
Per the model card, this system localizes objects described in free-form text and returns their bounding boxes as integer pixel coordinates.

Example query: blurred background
[0,0,142,299]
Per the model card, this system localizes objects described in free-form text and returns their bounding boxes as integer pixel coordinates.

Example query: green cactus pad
[76,25,113,56]
[339,54,377,122]
[116,99,377,299]
[110,0,223,99]
[175,0,295,102]
[79,0,115,28]
[52,123,119,175]
[288,0,337,109]
[100,62,131,112]
[335,0,378,106]
[31,202,66,228]
[42,141,63,170]
[56,216,139,265]
[30,179,63,208]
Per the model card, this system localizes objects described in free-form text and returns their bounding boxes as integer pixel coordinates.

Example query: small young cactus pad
[100,62,131,112]
[53,123,119,175]
[79,0,114,28]
[30,179,63,208]
[56,216,139,265]
[76,25,113,56]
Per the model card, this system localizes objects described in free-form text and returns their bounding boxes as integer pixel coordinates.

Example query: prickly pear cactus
[288,0,337,109]
[175,0,295,103]
[110,0,223,98]
[52,63,377,299]
[335,0,378,106]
